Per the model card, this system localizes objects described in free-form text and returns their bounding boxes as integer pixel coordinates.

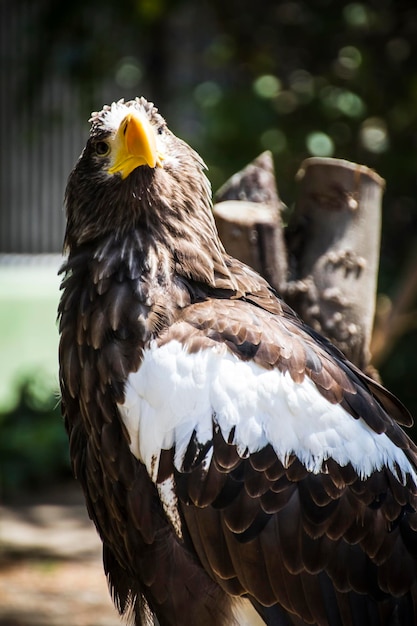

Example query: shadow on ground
[0,481,120,626]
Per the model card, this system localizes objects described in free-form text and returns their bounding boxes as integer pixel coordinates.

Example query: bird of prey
[59,97,417,626]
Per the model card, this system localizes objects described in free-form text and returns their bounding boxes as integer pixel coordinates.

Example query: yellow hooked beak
[108,112,163,179]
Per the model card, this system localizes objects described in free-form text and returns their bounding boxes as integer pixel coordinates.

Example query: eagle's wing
[118,296,417,626]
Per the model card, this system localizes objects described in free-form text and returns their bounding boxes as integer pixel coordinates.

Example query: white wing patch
[118,340,417,486]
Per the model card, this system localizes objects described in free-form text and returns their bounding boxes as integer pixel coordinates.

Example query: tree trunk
[371,250,417,368]
[213,155,385,371]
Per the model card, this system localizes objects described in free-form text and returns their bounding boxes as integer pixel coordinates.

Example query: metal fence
[0,1,213,253]
[0,1,87,253]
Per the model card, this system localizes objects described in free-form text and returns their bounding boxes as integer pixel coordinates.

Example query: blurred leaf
[0,373,70,497]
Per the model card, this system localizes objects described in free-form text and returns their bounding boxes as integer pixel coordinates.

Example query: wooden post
[213,151,287,292]
[213,154,385,371]
[285,157,385,370]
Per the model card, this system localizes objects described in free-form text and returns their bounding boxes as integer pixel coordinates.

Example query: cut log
[214,151,287,292]
[285,157,385,370]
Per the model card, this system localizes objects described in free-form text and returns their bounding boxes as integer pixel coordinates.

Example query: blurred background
[3,0,417,495]
[1,0,417,621]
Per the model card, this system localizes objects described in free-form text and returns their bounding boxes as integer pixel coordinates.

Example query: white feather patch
[95,100,148,133]
[118,340,417,486]
[157,476,183,539]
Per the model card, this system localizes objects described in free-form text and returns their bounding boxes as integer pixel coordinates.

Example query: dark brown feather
[187,458,228,507]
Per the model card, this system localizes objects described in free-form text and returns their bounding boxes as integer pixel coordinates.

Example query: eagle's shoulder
[117,289,417,619]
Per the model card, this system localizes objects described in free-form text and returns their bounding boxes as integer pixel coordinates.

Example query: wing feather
[114,293,417,623]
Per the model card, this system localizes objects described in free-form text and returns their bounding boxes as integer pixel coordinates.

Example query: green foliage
[0,374,71,497]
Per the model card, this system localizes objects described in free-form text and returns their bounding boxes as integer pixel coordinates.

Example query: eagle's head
[64,97,213,250]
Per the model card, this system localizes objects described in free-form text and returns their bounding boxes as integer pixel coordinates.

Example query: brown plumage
[59,97,417,626]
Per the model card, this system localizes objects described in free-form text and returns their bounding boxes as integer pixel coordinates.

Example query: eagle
[58,97,417,626]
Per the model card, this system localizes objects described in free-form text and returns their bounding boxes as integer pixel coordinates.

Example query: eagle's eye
[95,141,111,157]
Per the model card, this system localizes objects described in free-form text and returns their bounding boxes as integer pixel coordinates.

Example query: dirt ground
[0,482,121,626]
